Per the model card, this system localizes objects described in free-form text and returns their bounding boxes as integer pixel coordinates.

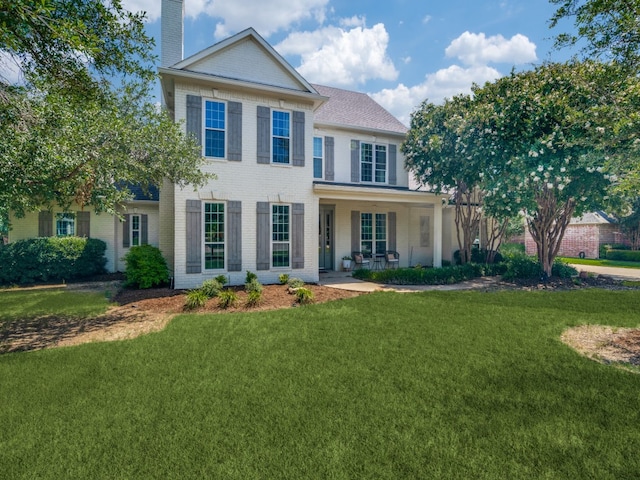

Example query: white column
[433,199,443,267]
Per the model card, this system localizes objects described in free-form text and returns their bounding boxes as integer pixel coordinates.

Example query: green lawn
[559,256,640,269]
[1,289,640,479]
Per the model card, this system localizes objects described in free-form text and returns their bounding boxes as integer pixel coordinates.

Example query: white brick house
[9,0,451,288]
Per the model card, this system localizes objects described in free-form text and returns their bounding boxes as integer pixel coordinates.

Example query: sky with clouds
[127,0,578,126]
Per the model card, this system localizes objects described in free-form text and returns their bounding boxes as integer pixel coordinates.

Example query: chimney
[161,0,184,67]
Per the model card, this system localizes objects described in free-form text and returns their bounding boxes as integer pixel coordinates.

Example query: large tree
[0,1,210,219]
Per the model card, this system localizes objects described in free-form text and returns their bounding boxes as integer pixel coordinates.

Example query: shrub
[184,289,208,310]
[201,279,223,298]
[552,260,578,278]
[245,278,263,294]
[214,274,228,285]
[287,277,304,289]
[500,243,526,256]
[245,270,258,283]
[123,244,169,289]
[278,273,290,285]
[605,249,640,262]
[352,263,504,285]
[245,289,263,307]
[0,237,107,285]
[295,287,314,304]
[217,289,238,309]
[501,254,542,281]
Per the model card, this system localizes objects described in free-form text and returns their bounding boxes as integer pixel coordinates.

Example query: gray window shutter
[122,214,131,248]
[351,140,360,182]
[186,95,202,147]
[228,101,242,161]
[292,111,305,167]
[292,203,304,269]
[257,106,270,164]
[256,202,270,270]
[324,136,334,181]
[227,201,242,271]
[141,214,148,245]
[389,144,397,185]
[186,200,202,274]
[388,212,397,251]
[351,210,360,252]
[38,211,52,237]
[76,211,90,237]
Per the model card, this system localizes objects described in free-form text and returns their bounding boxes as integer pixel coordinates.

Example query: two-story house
[8,0,452,288]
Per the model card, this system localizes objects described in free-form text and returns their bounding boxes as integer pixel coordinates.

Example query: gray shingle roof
[312,84,408,135]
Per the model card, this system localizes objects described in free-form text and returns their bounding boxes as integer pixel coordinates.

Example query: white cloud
[122,0,162,22]
[276,23,398,86]
[371,65,501,126]
[0,51,24,85]
[445,31,537,66]
[423,15,432,24]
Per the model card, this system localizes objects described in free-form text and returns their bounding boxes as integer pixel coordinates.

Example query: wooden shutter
[186,200,202,274]
[388,212,397,251]
[186,95,202,147]
[292,203,304,269]
[141,214,148,245]
[256,202,270,270]
[227,201,242,271]
[38,211,52,237]
[227,101,242,161]
[257,106,270,164]
[388,144,397,185]
[324,136,335,181]
[351,210,360,252]
[351,140,360,182]
[122,214,131,248]
[76,211,90,237]
[292,111,305,167]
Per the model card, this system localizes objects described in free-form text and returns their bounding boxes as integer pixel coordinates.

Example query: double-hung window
[204,203,225,269]
[361,213,386,255]
[361,142,387,183]
[131,214,141,246]
[272,110,290,164]
[272,204,290,267]
[56,213,75,236]
[313,137,323,178]
[205,100,225,158]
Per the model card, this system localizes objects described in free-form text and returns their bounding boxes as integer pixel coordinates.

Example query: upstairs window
[361,143,387,183]
[313,136,323,178]
[272,110,290,164]
[56,213,75,236]
[131,214,141,246]
[205,100,225,158]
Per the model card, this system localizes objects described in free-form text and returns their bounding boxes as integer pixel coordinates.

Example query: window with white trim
[361,143,387,183]
[361,213,386,255]
[272,204,290,267]
[204,100,225,158]
[56,213,75,236]
[204,202,225,269]
[131,214,141,246]
[272,110,290,164]
[313,136,323,178]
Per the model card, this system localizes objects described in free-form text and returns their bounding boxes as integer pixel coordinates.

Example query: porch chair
[352,251,371,269]
[385,250,400,269]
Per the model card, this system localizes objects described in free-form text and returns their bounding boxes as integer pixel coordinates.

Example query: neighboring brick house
[8,0,451,288]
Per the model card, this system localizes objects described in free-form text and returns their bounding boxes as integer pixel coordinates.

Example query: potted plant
[342,255,352,271]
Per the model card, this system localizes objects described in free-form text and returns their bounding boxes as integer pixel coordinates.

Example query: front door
[318,206,334,271]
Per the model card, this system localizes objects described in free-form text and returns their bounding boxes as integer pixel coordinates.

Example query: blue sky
[131,1,576,125]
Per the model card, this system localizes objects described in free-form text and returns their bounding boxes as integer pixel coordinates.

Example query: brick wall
[525,224,600,258]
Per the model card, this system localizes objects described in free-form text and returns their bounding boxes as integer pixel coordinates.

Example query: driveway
[569,264,640,281]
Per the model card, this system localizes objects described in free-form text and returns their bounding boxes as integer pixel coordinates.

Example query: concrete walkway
[568,264,640,281]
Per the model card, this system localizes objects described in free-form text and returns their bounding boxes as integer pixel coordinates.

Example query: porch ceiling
[314,182,446,206]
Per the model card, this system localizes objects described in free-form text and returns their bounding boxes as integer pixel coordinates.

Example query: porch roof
[313,181,447,205]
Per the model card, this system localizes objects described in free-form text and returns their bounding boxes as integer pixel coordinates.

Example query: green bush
[0,237,107,285]
[605,249,640,262]
[123,244,169,289]
[501,254,577,281]
[245,278,263,294]
[214,274,228,285]
[295,287,314,304]
[278,273,290,285]
[200,279,223,298]
[287,277,304,289]
[245,271,258,283]
[184,289,208,310]
[500,243,526,256]
[245,289,263,307]
[217,289,238,309]
[353,263,505,286]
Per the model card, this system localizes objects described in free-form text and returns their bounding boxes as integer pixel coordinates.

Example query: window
[313,136,323,178]
[272,204,290,267]
[361,213,386,255]
[205,100,225,158]
[56,213,75,236]
[272,110,290,164]
[361,142,387,183]
[131,214,141,246]
[204,203,225,269]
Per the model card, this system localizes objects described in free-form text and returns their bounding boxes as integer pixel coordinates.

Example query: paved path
[568,264,640,281]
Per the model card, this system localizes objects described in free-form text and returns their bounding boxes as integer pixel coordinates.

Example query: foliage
[500,242,526,256]
[605,250,640,262]
[352,263,505,285]
[501,253,577,281]
[0,237,106,285]
[245,271,258,284]
[200,279,223,299]
[278,273,290,285]
[453,249,503,265]
[184,289,208,311]
[245,290,263,307]
[287,277,305,289]
[123,244,169,289]
[217,289,238,309]
[214,274,228,285]
[245,278,263,294]
[294,287,315,305]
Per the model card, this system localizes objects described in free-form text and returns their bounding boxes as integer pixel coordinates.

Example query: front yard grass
[1,289,640,479]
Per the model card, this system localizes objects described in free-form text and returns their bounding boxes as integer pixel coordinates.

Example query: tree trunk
[526,189,576,277]
[484,217,510,263]
[454,183,482,264]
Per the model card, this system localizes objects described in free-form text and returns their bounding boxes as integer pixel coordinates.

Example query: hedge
[352,263,506,285]
[0,237,107,285]
[604,249,640,262]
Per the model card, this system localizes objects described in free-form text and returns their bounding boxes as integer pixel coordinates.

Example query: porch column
[433,200,443,267]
